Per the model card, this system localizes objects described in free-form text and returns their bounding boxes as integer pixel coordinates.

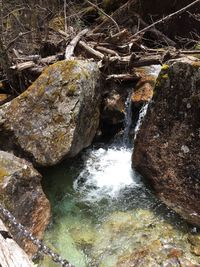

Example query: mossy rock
[0,60,101,166]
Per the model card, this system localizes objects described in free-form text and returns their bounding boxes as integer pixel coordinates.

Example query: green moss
[161,74,169,79]
[161,64,169,70]
[0,172,14,211]
[49,16,65,31]
[67,83,77,96]
[0,167,8,181]
[0,193,14,211]
[194,43,200,50]
[153,69,169,96]
[20,60,90,103]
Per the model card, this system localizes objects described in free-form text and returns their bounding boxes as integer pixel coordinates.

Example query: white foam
[148,64,162,77]
[73,147,141,201]
[134,103,148,139]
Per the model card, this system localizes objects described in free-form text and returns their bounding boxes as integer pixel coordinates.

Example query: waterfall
[134,103,148,139]
[40,65,197,267]
[73,65,162,201]
[122,92,133,147]
[73,92,145,201]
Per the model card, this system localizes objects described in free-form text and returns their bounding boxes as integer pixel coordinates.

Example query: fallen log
[103,54,162,70]
[10,61,36,71]
[130,54,162,67]
[0,219,34,267]
[106,73,140,81]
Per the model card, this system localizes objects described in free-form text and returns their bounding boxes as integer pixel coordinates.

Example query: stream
[39,66,200,267]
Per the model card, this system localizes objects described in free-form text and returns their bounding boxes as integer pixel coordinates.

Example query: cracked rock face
[0,60,101,166]
[0,150,50,255]
[133,57,200,225]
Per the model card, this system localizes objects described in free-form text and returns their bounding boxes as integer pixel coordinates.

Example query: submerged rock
[116,242,197,267]
[0,60,101,166]
[90,208,199,267]
[133,57,200,225]
[0,150,50,255]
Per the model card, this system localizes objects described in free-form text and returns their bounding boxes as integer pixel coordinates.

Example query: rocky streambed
[39,141,200,267]
[0,56,199,267]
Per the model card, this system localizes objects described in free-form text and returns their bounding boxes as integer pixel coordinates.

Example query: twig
[85,0,120,33]
[10,61,36,71]
[133,0,200,37]
[78,41,104,59]
[64,0,67,33]
[105,29,131,43]
[95,45,119,56]
[6,31,33,50]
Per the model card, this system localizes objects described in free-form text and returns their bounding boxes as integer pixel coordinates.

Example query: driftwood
[79,40,104,59]
[106,73,140,81]
[65,28,89,59]
[10,61,36,71]
[102,54,162,70]
[10,53,63,71]
[0,219,34,267]
[95,45,119,56]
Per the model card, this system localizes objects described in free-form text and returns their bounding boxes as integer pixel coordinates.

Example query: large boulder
[0,60,101,166]
[0,150,50,255]
[133,57,200,225]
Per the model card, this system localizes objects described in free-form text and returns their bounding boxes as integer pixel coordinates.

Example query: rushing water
[39,66,200,267]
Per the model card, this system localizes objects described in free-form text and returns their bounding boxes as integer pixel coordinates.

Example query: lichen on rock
[0,60,101,166]
[133,57,200,226]
[0,150,50,256]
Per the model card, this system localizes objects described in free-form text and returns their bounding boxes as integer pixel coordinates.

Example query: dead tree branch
[133,0,200,38]
[65,28,89,59]
[85,0,120,33]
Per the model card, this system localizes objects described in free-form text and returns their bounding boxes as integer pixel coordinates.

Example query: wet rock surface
[131,68,156,108]
[133,57,200,225]
[0,150,50,255]
[99,83,130,140]
[102,91,125,125]
[0,60,101,166]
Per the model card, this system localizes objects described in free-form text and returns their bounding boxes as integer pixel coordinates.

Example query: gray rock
[0,150,50,255]
[133,57,200,225]
[0,60,101,166]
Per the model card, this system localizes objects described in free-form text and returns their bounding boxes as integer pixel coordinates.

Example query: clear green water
[39,144,200,267]
[39,66,200,267]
